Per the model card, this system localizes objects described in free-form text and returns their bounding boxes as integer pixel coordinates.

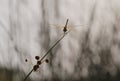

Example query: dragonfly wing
[67,25,86,32]
[48,24,64,29]
[48,24,88,34]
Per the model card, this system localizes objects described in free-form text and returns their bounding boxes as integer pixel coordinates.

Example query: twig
[23,32,68,81]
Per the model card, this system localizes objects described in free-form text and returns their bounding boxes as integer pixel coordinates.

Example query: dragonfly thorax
[63,27,67,33]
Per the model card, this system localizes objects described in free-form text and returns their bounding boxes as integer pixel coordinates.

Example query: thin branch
[23,32,68,81]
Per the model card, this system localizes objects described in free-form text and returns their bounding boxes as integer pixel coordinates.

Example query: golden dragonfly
[63,19,69,33]
[48,19,87,34]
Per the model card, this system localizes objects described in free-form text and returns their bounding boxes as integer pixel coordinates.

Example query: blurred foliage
[0,67,31,81]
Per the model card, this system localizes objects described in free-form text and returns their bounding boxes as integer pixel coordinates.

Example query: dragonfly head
[63,27,67,33]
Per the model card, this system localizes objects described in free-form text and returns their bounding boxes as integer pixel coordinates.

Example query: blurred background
[0,0,120,81]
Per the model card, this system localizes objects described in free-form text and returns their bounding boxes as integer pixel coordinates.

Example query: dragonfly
[48,19,88,34]
[63,19,69,33]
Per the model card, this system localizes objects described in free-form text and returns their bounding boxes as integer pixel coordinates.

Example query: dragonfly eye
[63,27,67,32]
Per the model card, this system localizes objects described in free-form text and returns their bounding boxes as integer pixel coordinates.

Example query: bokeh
[0,0,120,81]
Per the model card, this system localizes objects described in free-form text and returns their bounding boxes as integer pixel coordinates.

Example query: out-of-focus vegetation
[1,0,120,81]
[0,68,28,81]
